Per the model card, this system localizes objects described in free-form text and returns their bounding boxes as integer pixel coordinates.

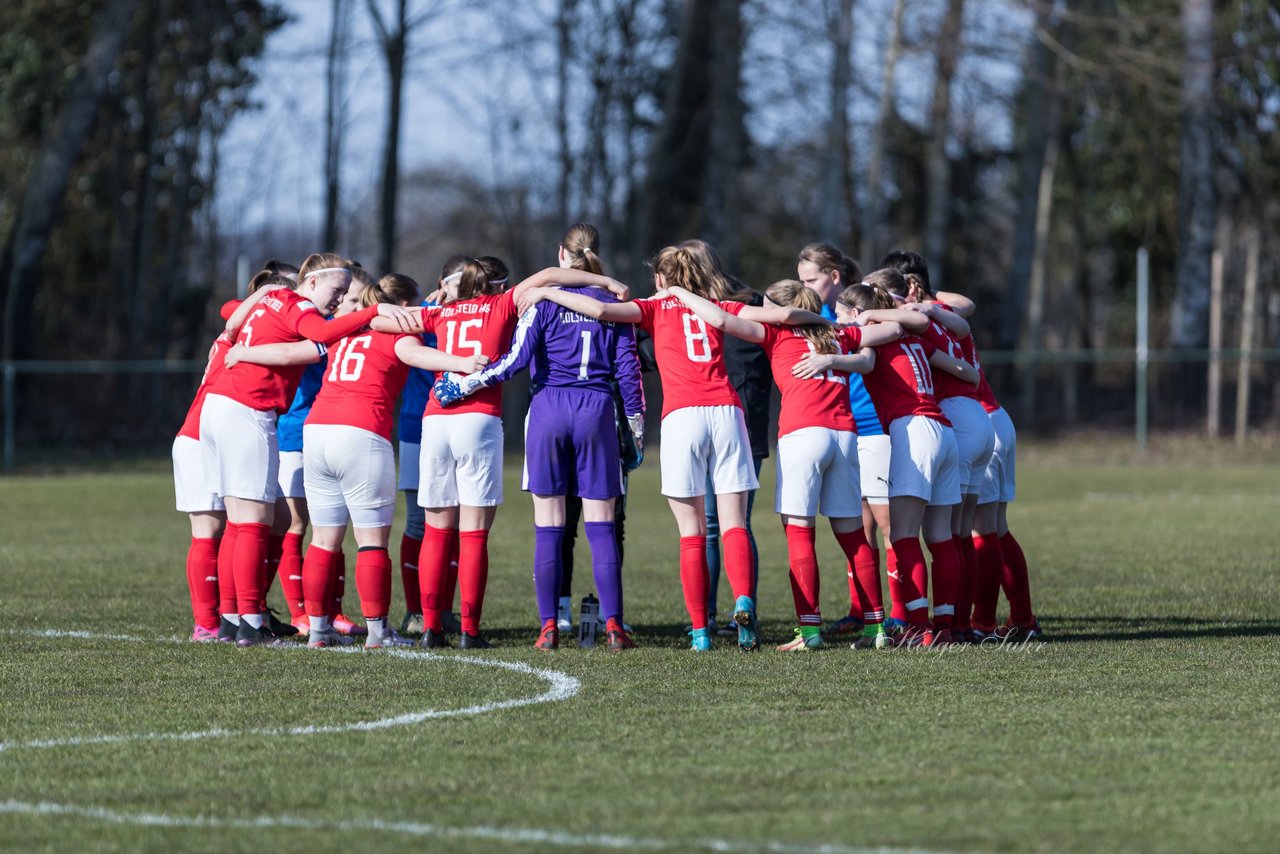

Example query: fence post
[3,362,14,473]
[1207,249,1223,437]
[1136,247,1149,452]
[1235,230,1260,446]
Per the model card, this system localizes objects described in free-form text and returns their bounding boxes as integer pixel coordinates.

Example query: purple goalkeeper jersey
[473,286,644,415]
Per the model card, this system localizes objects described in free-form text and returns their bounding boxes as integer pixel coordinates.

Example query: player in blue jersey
[396,255,467,637]
[796,243,894,645]
[434,223,645,651]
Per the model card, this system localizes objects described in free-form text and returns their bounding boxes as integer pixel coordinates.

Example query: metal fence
[4,348,1278,472]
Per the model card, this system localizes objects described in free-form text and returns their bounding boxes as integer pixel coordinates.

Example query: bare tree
[1170,0,1215,348]
[702,0,746,269]
[1,0,141,362]
[324,0,352,249]
[555,0,578,227]
[1001,2,1061,349]
[367,0,439,272]
[817,0,854,244]
[921,0,965,288]
[859,0,905,266]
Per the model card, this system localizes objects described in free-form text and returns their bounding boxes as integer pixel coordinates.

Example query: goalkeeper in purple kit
[434,284,644,650]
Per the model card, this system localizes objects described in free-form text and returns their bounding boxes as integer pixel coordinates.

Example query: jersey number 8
[682,313,712,363]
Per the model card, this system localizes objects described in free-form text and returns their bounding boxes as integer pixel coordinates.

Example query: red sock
[233,522,269,618]
[954,535,977,630]
[679,536,709,630]
[721,526,755,601]
[458,529,490,635]
[835,529,883,624]
[355,547,393,621]
[277,532,306,619]
[890,538,929,627]
[971,532,1003,629]
[418,524,454,632]
[301,544,336,618]
[327,549,346,620]
[187,537,220,631]
[260,533,284,612]
[784,525,821,625]
[400,532,423,613]
[885,545,906,622]
[444,530,460,612]
[926,537,962,629]
[216,522,240,617]
[1001,531,1035,624]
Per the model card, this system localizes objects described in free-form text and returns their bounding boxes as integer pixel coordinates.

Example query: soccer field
[2,451,1279,852]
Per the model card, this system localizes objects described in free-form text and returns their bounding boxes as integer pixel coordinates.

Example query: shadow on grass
[1036,614,1280,643]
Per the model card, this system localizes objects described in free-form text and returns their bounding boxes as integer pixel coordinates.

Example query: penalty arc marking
[0,629,956,854]
[0,628,580,754]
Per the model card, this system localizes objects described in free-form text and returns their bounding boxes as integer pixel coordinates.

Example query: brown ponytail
[360,272,421,309]
[650,239,753,302]
[453,258,495,301]
[561,222,604,275]
[765,279,838,354]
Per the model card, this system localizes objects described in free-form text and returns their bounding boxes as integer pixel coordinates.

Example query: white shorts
[775,427,861,518]
[887,415,961,507]
[397,440,421,491]
[418,413,504,508]
[940,397,996,495]
[857,433,891,505]
[980,406,1017,504]
[172,435,224,513]
[199,393,279,502]
[303,424,397,528]
[277,450,305,500]
[658,405,760,498]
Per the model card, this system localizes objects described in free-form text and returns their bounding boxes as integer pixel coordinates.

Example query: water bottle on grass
[578,594,599,648]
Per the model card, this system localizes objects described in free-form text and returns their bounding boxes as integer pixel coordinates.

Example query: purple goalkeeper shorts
[523,386,622,499]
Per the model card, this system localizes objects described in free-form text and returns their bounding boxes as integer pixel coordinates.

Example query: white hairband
[491,277,509,286]
[442,271,463,285]
[306,266,350,278]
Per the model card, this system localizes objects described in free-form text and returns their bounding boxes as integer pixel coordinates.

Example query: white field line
[0,799,949,854]
[0,628,579,753]
[0,629,960,854]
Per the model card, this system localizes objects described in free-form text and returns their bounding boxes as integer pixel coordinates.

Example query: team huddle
[172,222,1040,652]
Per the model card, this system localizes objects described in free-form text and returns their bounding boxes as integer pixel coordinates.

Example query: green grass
[2,450,1279,852]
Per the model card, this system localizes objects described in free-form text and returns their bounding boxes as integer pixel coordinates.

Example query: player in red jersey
[200,252,417,647]
[414,259,628,649]
[803,272,978,646]
[879,251,994,642]
[172,284,307,642]
[526,240,825,651]
[663,279,905,650]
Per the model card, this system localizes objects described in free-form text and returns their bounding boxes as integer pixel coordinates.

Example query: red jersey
[636,297,746,418]
[936,301,1002,412]
[177,334,233,440]
[208,290,378,413]
[422,291,519,417]
[863,333,950,426]
[760,325,860,437]
[306,329,411,441]
[919,321,980,402]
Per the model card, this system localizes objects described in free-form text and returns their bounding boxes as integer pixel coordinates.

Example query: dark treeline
[1,0,1278,452]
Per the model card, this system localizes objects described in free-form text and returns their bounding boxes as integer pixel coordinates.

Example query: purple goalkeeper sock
[533,525,566,623]
[585,521,623,621]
